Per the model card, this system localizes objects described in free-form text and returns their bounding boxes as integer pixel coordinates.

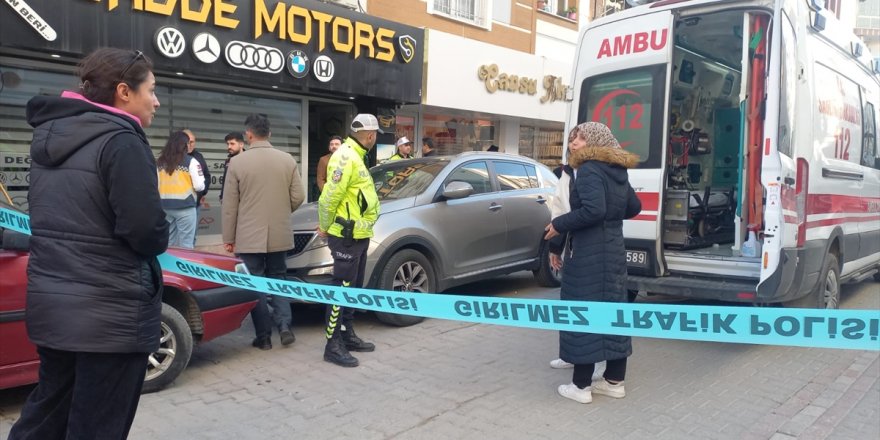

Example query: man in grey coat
[222,114,305,350]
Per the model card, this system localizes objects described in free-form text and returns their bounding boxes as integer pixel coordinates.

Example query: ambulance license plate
[626,250,648,268]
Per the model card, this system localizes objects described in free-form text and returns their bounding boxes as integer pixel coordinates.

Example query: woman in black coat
[544,122,641,404]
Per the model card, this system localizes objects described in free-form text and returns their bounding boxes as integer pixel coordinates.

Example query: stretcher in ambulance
[567,0,880,308]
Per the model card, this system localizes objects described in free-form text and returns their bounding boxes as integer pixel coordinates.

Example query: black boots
[280,329,296,346]
[341,324,375,352]
[252,337,271,350]
[324,334,359,367]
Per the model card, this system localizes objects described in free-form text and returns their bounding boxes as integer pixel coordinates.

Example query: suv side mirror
[442,181,474,200]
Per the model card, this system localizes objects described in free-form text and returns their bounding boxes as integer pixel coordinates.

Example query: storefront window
[423,113,497,155]
[0,64,302,245]
[519,125,564,169]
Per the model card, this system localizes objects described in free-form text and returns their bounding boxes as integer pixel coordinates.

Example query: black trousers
[572,358,627,389]
[8,346,148,440]
[239,251,290,340]
[324,236,369,338]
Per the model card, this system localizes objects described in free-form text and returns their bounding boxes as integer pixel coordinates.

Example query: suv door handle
[536,196,548,204]
[489,203,503,211]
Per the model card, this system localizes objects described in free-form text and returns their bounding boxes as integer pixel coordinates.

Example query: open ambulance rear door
[570,10,675,278]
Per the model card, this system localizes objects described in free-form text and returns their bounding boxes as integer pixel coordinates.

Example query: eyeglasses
[118,50,144,83]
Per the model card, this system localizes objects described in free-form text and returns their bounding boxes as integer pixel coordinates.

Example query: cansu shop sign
[477,64,569,104]
[89,0,406,62]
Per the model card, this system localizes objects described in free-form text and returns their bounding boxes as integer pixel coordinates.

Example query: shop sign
[0,0,425,103]
[3,0,56,41]
[0,152,31,169]
[477,64,570,104]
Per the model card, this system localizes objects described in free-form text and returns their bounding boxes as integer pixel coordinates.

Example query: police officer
[388,136,414,161]
[317,114,382,367]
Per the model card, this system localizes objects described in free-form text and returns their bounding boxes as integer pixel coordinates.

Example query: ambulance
[567,0,880,308]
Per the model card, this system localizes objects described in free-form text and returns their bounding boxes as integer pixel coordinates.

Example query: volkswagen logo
[225,41,284,74]
[192,32,220,64]
[287,50,310,79]
[155,27,185,59]
[313,55,334,82]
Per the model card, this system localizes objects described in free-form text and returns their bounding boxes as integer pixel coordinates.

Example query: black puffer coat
[551,145,641,364]
[25,95,169,353]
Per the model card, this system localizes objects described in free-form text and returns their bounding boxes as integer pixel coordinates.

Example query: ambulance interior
[663,9,767,260]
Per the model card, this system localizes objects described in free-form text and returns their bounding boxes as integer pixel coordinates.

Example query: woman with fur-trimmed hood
[544,122,641,404]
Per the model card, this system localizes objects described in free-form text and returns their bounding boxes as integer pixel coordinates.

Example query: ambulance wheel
[787,253,841,309]
[142,303,193,394]
[375,249,434,327]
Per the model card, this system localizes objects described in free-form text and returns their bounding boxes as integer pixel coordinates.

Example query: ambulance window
[577,65,666,169]
[862,102,877,168]
[778,13,797,157]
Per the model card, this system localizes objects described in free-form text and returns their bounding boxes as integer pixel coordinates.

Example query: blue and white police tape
[2,207,878,351]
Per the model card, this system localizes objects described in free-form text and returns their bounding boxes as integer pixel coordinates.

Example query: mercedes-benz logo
[313,55,334,83]
[155,27,185,59]
[192,32,220,64]
[225,41,284,74]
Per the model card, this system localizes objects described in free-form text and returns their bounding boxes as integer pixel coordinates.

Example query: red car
[0,228,258,393]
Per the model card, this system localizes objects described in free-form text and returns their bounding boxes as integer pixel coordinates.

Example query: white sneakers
[557,383,592,404]
[591,379,626,398]
[549,358,574,369]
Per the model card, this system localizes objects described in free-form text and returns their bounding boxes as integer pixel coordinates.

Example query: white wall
[534,20,578,63]
[424,30,571,122]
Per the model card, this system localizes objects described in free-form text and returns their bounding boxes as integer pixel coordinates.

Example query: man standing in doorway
[219,131,245,203]
[317,114,381,367]
[316,135,342,193]
[222,114,305,350]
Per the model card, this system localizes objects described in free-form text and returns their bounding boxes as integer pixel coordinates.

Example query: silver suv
[286,152,560,326]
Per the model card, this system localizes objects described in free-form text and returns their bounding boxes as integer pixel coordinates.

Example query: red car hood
[164,247,244,292]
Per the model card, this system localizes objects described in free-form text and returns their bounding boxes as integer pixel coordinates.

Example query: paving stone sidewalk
[2,280,877,439]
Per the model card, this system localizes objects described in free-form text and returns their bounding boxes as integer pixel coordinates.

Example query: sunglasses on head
[118,50,144,83]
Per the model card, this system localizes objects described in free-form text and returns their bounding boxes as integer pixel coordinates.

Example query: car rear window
[371,160,448,200]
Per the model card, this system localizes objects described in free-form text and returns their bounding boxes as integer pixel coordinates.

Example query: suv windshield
[371,159,449,200]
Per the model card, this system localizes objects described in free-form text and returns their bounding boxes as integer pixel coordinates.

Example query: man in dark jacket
[10,47,169,440]
[219,131,245,203]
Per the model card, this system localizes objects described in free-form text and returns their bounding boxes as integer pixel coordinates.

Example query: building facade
[368,0,602,167]
[0,0,424,245]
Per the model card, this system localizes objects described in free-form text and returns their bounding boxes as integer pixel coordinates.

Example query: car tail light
[737,292,756,300]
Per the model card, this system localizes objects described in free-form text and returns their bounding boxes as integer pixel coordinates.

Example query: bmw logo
[287,50,309,79]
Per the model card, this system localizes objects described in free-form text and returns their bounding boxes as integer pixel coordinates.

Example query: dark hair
[329,135,343,143]
[422,137,434,148]
[77,48,153,106]
[487,145,499,152]
[224,131,244,142]
[244,114,270,138]
[157,131,191,175]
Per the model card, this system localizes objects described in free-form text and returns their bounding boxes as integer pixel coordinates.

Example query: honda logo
[155,27,185,59]
[313,55,334,83]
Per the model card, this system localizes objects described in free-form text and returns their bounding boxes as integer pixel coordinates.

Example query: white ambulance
[567,0,880,308]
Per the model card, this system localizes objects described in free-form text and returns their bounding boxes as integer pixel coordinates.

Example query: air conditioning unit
[326,0,359,11]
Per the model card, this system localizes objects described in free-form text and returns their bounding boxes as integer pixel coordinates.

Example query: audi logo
[224,41,284,74]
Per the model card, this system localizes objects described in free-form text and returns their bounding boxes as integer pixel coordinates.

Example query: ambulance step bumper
[628,275,758,303]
